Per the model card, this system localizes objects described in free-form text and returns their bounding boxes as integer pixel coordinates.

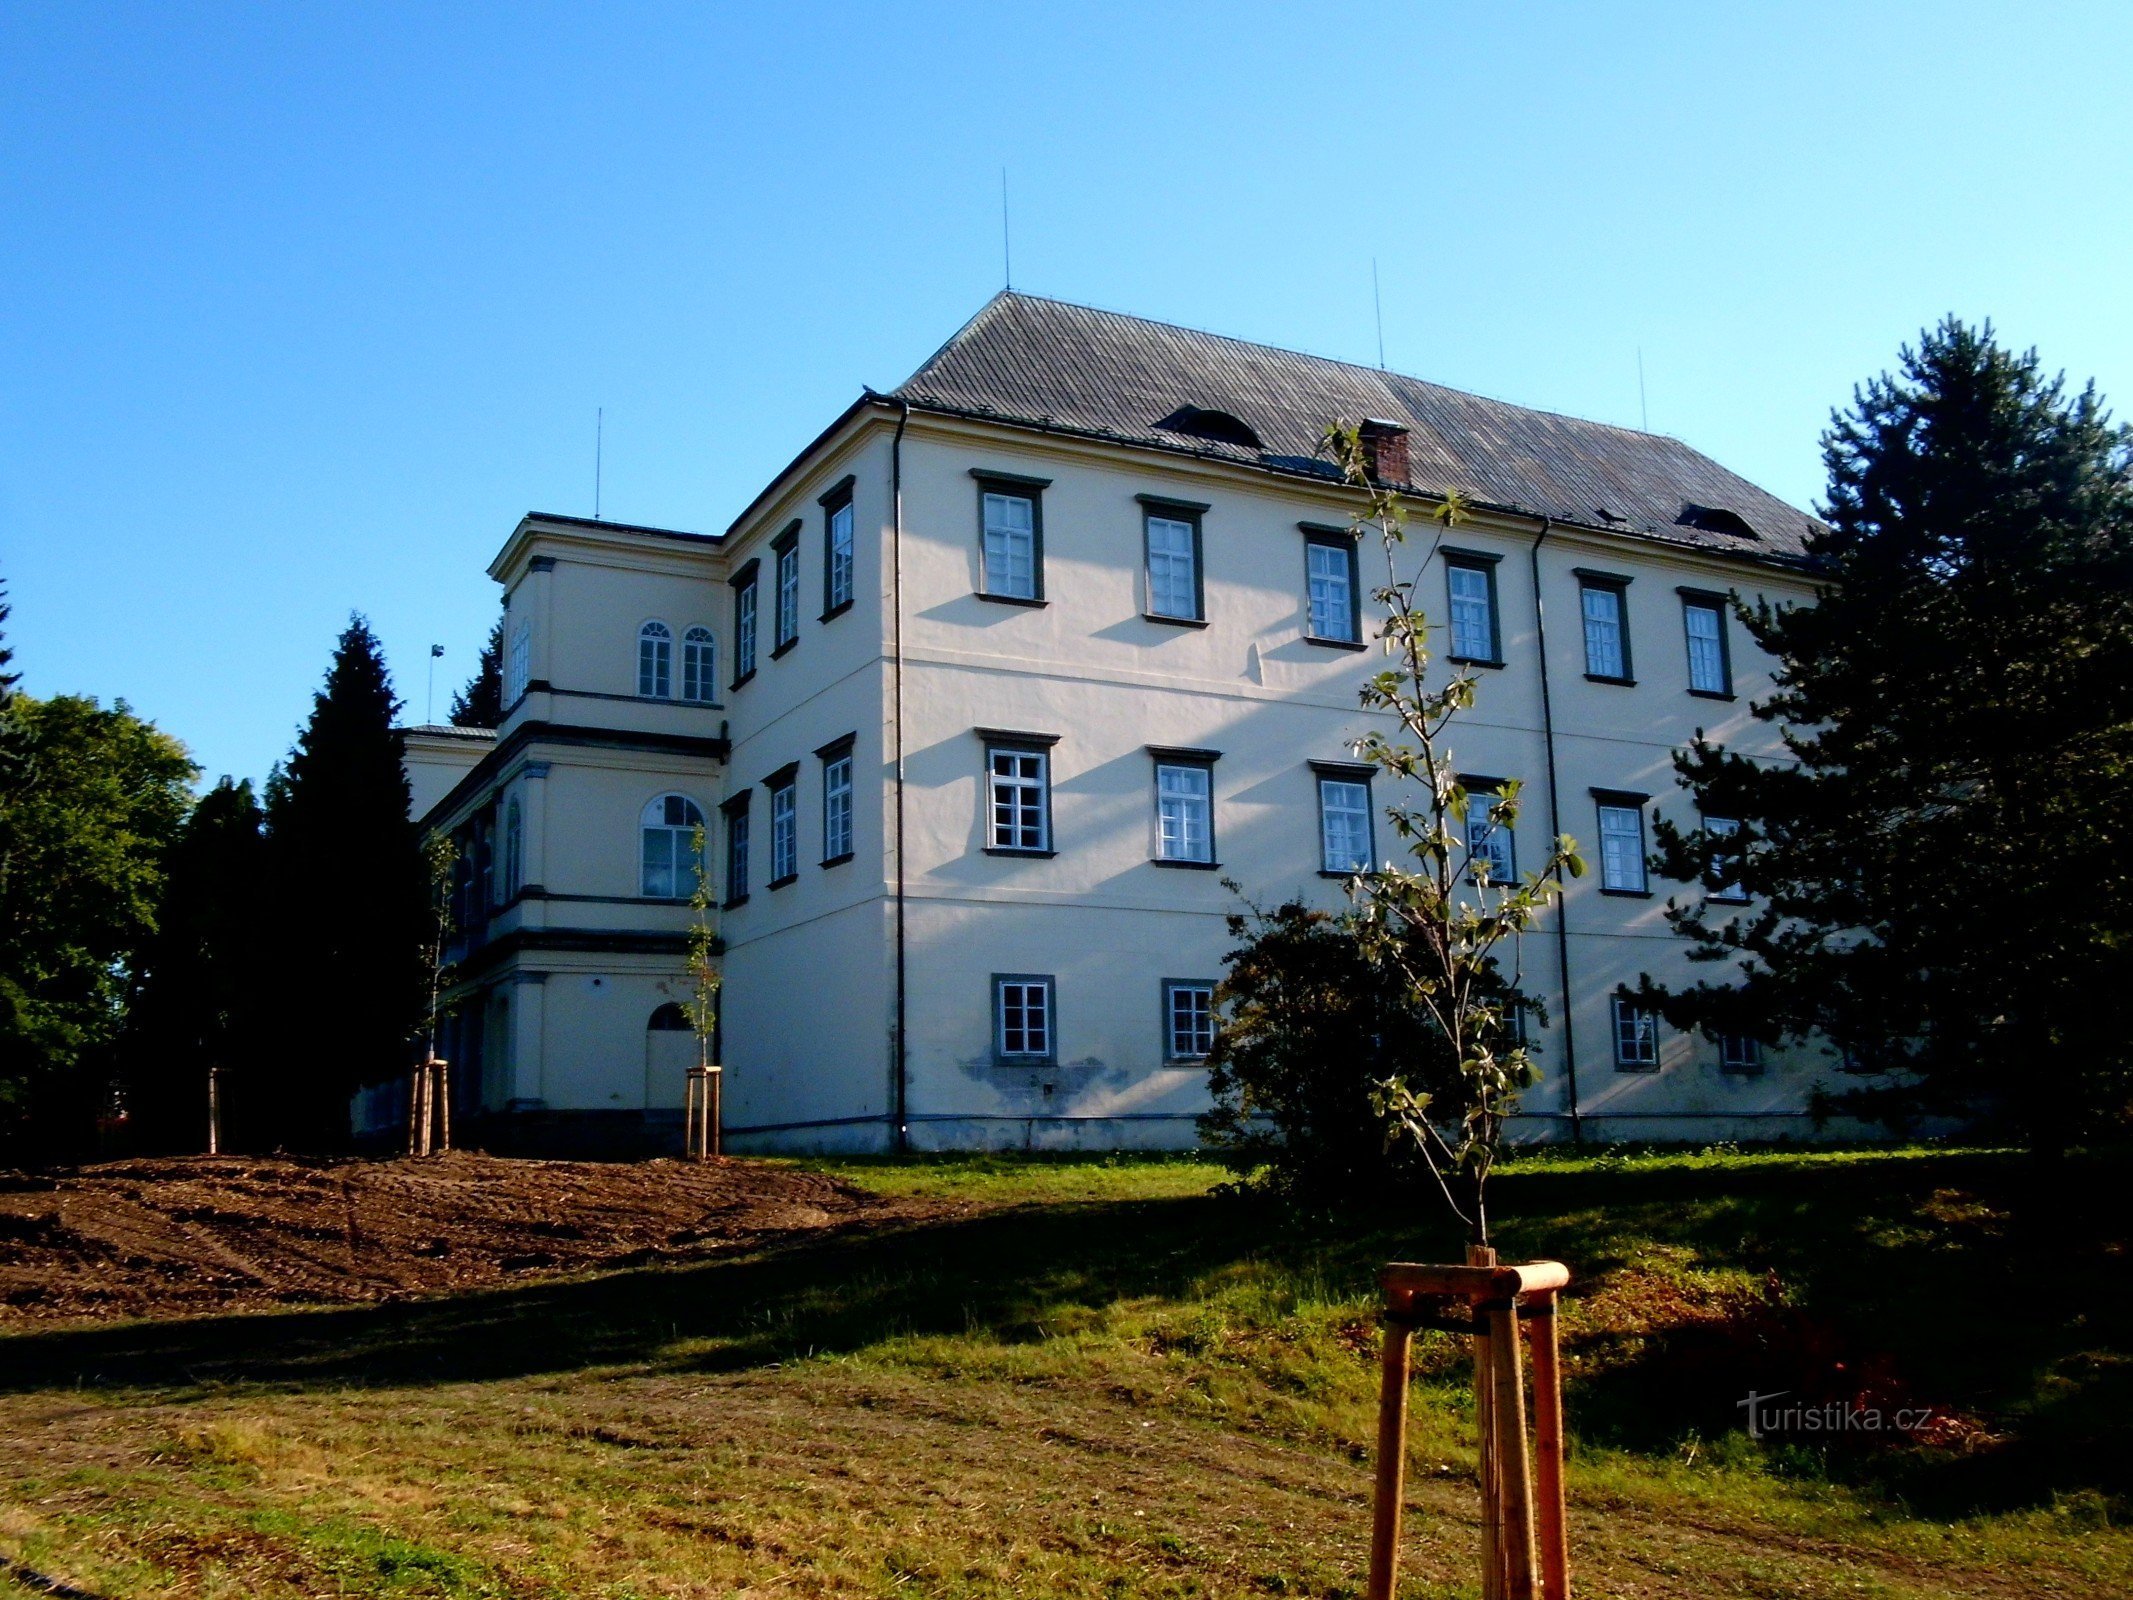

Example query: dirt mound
[0,1153,929,1323]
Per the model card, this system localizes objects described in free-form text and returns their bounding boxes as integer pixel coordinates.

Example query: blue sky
[5,2,2128,785]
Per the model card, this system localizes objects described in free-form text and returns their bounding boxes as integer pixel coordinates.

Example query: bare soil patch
[0,1152,948,1322]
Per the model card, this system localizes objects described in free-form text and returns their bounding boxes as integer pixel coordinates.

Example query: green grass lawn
[1,1144,2126,1598]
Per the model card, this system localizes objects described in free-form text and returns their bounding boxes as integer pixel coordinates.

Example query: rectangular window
[973,471,1048,602]
[1163,980,1216,1062]
[638,623,672,698]
[1681,593,1732,696]
[722,795,751,907]
[1612,995,1659,1070]
[1705,814,1746,901]
[994,974,1054,1062]
[768,770,798,886]
[983,735,1054,853]
[1595,795,1648,893]
[820,738,854,864]
[1140,497,1206,622]
[732,562,759,685]
[1446,556,1500,663]
[1153,756,1215,865]
[822,478,856,617]
[1465,789,1515,883]
[1720,1032,1763,1075]
[1314,768,1374,874]
[1579,575,1631,681]
[772,525,801,654]
[1304,529,1360,643]
[505,620,531,706]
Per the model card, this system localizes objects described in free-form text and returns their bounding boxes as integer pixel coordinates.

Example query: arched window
[502,798,523,898]
[638,621,673,698]
[648,1003,690,1031]
[641,793,706,898]
[681,627,716,703]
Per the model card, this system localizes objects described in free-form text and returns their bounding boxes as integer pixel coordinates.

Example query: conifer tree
[119,778,266,1151]
[256,615,427,1149]
[1643,320,2133,1155]
[449,615,505,729]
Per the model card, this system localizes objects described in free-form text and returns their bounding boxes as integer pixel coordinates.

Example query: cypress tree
[119,778,266,1151]
[449,615,504,729]
[255,615,427,1149]
[1644,319,2133,1155]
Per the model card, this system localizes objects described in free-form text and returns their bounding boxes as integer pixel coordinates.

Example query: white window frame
[504,619,531,706]
[681,627,716,704]
[984,738,1053,854]
[733,566,759,683]
[1595,796,1648,894]
[640,793,705,900]
[768,774,798,885]
[1705,814,1746,902]
[1152,755,1215,865]
[993,974,1055,1063]
[637,620,673,699]
[1464,787,1515,883]
[1304,531,1359,643]
[821,745,854,864]
[1612,994,1659,1070]
[823,479,856,616]
[1579,576,1631,681]
[773,529,801,653]
[975,476,1044,602]
[1315,769,1374,875]
[1446,557,1499,663]
[1140,498,1205,622]
[1683,596,1730,695]
[722,796,751,906]
[1163,979,1216,1063]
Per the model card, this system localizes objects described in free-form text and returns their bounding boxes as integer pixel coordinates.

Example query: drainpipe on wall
[1529,515,1583,1144]
[890,397,912,1154]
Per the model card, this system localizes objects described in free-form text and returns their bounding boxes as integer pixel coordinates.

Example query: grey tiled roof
[892,292,1822,563]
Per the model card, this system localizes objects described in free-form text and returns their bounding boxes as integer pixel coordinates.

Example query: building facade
[405,293,1855,1154]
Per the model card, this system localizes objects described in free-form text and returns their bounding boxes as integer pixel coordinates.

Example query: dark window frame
[770,522,802,658]
[978,727,1060,857]
[1442,546,1506,668]
[1161,978,1217,1064]
[764,761,800,889]
[1137,493,1209,626]
[1300,523,1365,648]
[729,558,760,688]
[1147,744,1220,870]
[819,475,857,622]
[1677,586,1735,699]
[817,732,856,867]
[992,971,1057,1065]
[971,468,1051,607]
[720,789,752,909]
[1575,568,1635,685]
[1309,758,1376,877]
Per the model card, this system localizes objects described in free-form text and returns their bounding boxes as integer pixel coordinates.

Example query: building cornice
[421,719,728,831]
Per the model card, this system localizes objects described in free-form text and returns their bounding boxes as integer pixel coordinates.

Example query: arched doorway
[644,1003,695,1112]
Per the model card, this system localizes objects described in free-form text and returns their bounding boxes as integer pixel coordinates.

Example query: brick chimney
[1359,418,1410,486]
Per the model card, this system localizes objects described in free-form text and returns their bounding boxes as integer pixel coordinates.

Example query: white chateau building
[402,293,1850,1154]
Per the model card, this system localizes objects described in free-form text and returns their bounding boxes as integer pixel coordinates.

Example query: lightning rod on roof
[1372,258,1386,369]
[595,406,604,519]
[1637,349,1648,433]
[1001,168,1012,289]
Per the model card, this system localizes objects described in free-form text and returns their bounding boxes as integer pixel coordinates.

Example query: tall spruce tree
[256,615,427,1149]
[1643,320,2133,1155]
[118,777,266,1151]
[449,615,504,729]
